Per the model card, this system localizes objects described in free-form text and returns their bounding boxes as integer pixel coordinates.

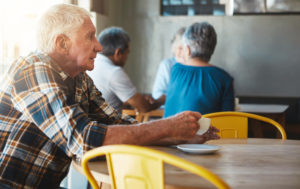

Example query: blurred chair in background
[122,109,164,123]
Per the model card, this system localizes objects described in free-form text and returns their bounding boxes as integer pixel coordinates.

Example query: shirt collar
[38,51,72,81]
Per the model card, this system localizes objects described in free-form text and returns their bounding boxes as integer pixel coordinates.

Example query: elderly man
[0,4,218,188]
[88,27,165,113]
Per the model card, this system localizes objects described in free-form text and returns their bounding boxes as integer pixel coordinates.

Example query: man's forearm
[102,119,172,145]
[102,111,204,147]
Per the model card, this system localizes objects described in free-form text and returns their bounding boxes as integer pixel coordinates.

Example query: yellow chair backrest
[81,145,230,189]
[203,111,286,140]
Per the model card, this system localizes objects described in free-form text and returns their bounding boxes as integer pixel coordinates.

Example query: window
[161,0,227,16]
[0,0,64,78]
[160,0,300,16]
[234,0,300,14]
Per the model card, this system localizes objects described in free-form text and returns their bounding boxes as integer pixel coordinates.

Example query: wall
[94,0,123,35]
[96,0,300,98]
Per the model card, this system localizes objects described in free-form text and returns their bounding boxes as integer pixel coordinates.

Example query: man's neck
[106,55,122,67]
[48,52,80,78]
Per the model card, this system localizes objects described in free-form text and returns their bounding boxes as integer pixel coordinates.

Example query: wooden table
[73,139,300,189]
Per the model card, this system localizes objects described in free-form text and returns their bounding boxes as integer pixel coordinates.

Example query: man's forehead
[80,18,96,33]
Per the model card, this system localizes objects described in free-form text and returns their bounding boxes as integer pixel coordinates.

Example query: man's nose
[95,41,102,53]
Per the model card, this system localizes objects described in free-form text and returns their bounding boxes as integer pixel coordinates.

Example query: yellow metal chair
[203,111,287,140]
[81,145,230,189]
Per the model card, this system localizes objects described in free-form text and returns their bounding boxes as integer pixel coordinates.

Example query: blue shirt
[164,63,234,117]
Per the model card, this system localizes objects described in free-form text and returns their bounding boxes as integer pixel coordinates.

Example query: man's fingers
[209,126,219,132]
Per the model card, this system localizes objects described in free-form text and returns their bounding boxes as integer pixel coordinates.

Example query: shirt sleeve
[152,59,172,99]
[108,68,137,102]
[221,77,235,111]
[11,62,122,159]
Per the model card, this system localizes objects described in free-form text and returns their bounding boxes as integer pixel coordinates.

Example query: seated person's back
[164,64,234,117]
[164,22,234,118]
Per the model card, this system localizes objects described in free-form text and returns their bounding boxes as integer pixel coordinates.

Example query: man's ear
[55,34,70,54]
[113,48,121,59]
[115,48,121,55]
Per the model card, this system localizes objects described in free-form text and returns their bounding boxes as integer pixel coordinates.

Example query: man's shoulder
[9,52,54,77]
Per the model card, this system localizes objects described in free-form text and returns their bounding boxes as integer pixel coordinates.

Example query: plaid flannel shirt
[0,51,135,188]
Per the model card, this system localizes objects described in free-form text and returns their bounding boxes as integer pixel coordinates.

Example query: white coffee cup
[197,117,211,135]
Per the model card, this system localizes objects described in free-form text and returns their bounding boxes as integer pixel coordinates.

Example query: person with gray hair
[152,27,186,101]
[0,4,219,188]
[88,27,165,113]
[98,27,130,57]
[164,22,235,118]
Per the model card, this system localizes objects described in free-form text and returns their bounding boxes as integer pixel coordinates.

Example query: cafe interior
[0,0,300,188]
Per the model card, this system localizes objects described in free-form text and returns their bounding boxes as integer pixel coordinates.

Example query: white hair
[36,4,91,53]
[171,27,186,55]
[182,22,217,62]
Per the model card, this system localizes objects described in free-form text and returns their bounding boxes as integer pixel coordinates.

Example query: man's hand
[150,111,219,146]
[126,93,163,113]
[143,94,155,104]
[185,126,220,144]
[166,111,202,140]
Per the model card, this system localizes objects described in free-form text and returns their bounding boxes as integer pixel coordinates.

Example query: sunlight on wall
[0,0,63,76]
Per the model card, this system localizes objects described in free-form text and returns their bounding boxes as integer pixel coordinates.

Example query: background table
[73,139,300,189]
[238,103,289,138]
[238,103,289,114]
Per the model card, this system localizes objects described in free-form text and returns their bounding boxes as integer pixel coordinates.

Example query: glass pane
[161,0,228,15]
[234,0,265,13]
[162,0,169,6]
[213,4,225,15]
[182,0,193,5]
[187,6,195,15]
[267,0,300,12]
[200,0,208,5]
[170,0,182,5]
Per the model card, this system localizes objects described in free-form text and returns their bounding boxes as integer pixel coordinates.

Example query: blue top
[152,57,177,99]
[164,63,234,117]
